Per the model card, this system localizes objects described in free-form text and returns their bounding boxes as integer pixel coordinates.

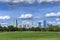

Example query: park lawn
[0,31,60,40]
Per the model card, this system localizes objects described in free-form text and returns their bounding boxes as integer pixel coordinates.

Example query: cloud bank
[0,16,10,23]
[19,14,33,19]
[0,0,60,4]
[45,12,60,17]
[0,16,10,20]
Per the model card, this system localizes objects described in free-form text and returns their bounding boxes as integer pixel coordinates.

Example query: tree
[48,26,59,32]
[35,27,41,31]
[3,26,8,32]
[0,25,3,32]
[29,27,35,31]
[8,25,15,31]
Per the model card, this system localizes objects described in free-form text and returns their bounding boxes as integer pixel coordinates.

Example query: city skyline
[0,0,60,26]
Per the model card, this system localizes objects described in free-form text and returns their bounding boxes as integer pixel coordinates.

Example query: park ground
[0,31,60,40]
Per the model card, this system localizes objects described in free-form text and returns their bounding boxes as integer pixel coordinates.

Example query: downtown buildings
[13,18,51,28]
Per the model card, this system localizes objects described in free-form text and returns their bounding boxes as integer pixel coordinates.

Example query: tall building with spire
[13,19,18,27]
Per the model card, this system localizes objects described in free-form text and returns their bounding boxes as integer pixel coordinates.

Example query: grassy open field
[0,31,60,40]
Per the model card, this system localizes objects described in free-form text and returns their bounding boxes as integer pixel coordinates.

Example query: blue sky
[0,0,60,26]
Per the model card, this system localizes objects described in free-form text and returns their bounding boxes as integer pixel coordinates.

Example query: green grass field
[0,31,60,40]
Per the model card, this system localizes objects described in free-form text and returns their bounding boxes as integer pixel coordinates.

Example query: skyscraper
[47,23,53,27]
[38,22,41,28]
[23,24,26,28]
[18,24,23,28]
[29,21,33,28]
[43,20,46,28]
[13,19,18,27]
[22,20,33,28]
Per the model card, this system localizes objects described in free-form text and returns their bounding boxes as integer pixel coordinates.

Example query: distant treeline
[0,25,60,32]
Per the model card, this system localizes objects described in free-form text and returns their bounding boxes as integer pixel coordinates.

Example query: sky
[0,0,60,26]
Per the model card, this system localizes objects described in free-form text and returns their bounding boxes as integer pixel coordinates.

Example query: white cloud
[37,0,60,3]
[56,18,60,21]
[34,16,41,19]
[0,0,11,2]
[57,12,60,17]
[19,14,33,19]
[25,0,35,4]
[45,12,56,17]
[48,21,55,24]
[38,20,43,22]
[22,20,32,25]
[45,12,60,17]
[1,23,7,24]
[0,16,10,20]
[0,0,60,4]
[0,0,35,4]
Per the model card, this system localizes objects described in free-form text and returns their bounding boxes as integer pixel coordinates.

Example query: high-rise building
[18,24,24,28]
[29,21,33,28]
[22,21,33,28]
[13,19,18,27]
[23,24,26,28]
[47,23,53,27]
[43,20,46,28]
[38,22,41,28]
[26,24,32,28]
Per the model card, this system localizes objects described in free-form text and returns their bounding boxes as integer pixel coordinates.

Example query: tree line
[0,25,60,32]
